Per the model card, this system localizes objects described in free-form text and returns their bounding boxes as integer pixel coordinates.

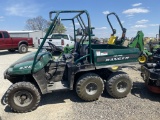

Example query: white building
[8,30,46,48]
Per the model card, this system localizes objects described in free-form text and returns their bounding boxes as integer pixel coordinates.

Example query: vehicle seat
[78,44,89,63]
[91,39,100,44]
[115,37,122,45]
[80,44,88,57]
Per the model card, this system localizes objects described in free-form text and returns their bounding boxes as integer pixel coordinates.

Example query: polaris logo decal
[19,66,32,70]
[96,51,108,56]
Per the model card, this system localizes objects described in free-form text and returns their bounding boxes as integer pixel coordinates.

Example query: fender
[33,68,48,94]
[18,40,28,46]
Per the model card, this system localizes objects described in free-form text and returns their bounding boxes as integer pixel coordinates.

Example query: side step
[47,81,70,92]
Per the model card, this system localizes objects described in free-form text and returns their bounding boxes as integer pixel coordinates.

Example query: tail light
[61,39,64,45]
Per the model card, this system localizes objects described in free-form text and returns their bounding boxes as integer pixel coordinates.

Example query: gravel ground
[0,48,160,120]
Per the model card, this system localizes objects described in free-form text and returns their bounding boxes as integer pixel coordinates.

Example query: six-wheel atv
[2,10,140,113]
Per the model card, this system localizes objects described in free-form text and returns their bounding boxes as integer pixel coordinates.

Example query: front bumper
[3,69,8,79]
[3,69,13,80]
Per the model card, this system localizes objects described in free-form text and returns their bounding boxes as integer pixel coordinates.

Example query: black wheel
[8,49,16,52]
[106,72,132,98]
[5,82,41,113]
[19,44,28,54]
[76,73,104,101]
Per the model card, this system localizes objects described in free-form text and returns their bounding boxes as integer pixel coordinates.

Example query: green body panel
[128,31,153,57]
[91,44,140,66]
[143,49,152,56]
[8,51,52,75]
[128,31,144,51]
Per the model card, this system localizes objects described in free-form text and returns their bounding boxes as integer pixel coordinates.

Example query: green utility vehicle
[3,10,140,113]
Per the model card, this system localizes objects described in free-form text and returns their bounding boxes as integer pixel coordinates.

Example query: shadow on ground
[3,88,113,113]
[0,50,32,56]
[3,90,84,113]
[131,82,160,102]
[3,78,160,113]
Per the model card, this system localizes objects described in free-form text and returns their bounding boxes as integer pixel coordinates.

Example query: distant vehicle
[0,31,33,53]
[38,33,75,50]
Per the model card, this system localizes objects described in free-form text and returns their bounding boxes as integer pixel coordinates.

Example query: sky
[0,0,159,38]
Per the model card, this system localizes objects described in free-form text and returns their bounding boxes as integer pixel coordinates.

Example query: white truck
[38,33,75,50]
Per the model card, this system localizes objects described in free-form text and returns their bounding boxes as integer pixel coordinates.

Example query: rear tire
[8,49,16,52]
[5,82,41,113]
[106,72,132,98]
[76,73,104,101]
[19,44,28,54]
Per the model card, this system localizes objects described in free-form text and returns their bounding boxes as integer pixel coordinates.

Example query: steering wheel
[48,42,63,53]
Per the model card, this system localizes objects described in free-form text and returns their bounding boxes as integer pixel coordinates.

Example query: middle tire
[76,73,104,101]
[106,71,132,98]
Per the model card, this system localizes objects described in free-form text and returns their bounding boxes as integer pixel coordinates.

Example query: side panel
[67,63,96,90]
[93,47,140,66]
[3,38,13,49]
[13,38,26,48]
[0,32,4,50]
[1,32,12,49]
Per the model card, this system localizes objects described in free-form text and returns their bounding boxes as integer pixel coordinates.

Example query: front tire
[5,82,41,113]
[106,72,132,98]
[19,44,28,54]
[76,73,104,101]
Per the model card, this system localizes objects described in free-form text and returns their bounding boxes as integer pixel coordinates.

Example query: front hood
[7,50,52,75]
[10,52,37,68]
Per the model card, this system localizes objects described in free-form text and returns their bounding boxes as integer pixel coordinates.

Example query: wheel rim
[22,46,27,52]
[116,81,127,93]
[13,90,33,107]
[138,55,147,63]
[85,83,98,95]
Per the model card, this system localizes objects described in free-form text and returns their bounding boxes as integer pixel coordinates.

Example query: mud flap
[33,69,48,94]
[1,91,7,105]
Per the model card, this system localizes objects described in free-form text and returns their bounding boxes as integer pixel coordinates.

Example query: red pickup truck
[0,31,33,53]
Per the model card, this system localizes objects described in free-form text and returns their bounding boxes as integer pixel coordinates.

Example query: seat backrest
[80,44,88,57]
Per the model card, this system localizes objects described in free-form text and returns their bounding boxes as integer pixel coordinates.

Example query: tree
[53,23,66,33]
[45,22,66,33]
[25,16,49,31]
[26,16,66,33]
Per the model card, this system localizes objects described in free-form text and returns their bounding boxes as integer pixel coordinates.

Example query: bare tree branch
[25,16,49,31]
